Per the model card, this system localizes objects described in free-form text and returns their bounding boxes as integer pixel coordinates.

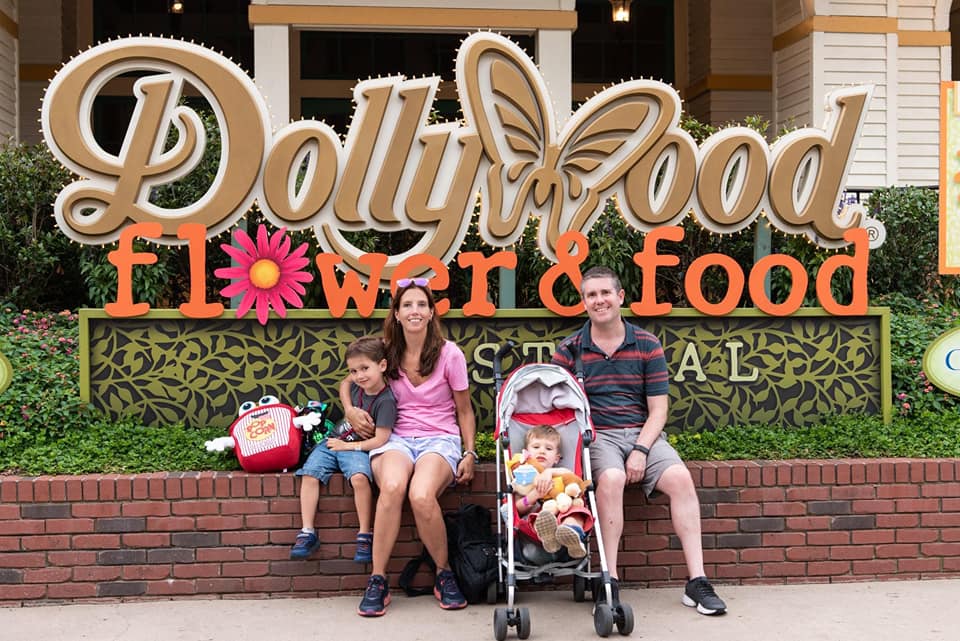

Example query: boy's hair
[345,335,387,363]
[524,425,562,453]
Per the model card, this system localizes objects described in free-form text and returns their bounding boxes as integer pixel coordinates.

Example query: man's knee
[658,464,697,499]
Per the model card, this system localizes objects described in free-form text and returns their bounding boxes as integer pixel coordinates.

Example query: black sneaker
[434,569,467,610]
[593,577,620,612]
[358,574,390,617]
[682,576,727,615]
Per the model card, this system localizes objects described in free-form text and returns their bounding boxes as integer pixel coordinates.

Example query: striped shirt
[551,320,669,431]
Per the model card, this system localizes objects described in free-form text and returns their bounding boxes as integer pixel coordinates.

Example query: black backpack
[398,503,499,603]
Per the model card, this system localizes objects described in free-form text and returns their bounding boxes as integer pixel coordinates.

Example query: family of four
[289,268,727,618]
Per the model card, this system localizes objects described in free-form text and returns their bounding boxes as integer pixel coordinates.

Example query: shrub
[0,143,86,310]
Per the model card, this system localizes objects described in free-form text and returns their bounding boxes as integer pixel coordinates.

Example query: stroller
[491,344,635,639]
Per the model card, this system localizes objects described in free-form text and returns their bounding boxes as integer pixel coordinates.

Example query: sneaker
[358,574,391,617]
[594,577,620,610]
[354,532,373,563]
[289,530,319,559]
[682,576,727,615]
[434,569,467,610]
[555,524,587,558]
[533,511,561,553]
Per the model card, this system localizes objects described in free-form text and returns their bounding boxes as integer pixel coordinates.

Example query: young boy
[514,425,594,558]
[290,336,396,562]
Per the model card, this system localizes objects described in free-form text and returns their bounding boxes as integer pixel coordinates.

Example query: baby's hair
[524,425,562,453]
[345,335,387,362]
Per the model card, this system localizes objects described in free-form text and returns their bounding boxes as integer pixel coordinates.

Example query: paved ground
[1,578,958,641]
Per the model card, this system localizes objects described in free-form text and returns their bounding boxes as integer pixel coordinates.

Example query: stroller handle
[492,340,517,392]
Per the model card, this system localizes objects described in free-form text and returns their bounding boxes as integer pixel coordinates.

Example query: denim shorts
[370,433,462,478]
[295,439,372,486]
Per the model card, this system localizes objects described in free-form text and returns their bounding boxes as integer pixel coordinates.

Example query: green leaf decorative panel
[81,309,889,430]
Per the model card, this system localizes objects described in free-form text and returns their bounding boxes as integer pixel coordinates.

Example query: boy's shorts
[370,433,462,478]
[589,428,684,497]
[296,440,372,486]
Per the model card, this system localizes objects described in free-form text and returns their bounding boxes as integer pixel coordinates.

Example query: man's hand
[625,451,647,485]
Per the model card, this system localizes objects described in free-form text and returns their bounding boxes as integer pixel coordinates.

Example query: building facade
[0,0,955,189]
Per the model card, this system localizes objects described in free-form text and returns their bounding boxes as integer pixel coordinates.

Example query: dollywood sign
[42,32,882,319]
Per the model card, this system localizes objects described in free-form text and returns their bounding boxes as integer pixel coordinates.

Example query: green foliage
[0,143,86,310]
[670,411,960,460]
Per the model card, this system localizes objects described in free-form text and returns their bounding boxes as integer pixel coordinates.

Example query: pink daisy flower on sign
[215,225,314,325]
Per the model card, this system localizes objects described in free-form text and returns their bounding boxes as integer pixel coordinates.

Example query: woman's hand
[345,407,375,439]
[455,454,475,484]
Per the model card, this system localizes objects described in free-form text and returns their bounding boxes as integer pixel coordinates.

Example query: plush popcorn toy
[204,395,324,473]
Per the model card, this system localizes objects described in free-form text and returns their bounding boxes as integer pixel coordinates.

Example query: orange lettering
[177,223,224,318]
[105,222,162,317]
[315,253,389,317]
[540,231,587,317]
[630,226,683,316]
[685,253,744,316]
[457,251,518,317]
[749,254,807,316]
[816,228,869,315]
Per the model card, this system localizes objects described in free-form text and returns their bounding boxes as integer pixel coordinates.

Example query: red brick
[731,464,747,487]
[46,518,94,534]
[123,565,172,580]
[699,519,738,534]
[99,477,116,501]
[72,534,121,549]
[47,551,97,566]
[73,566,121,581]
[940,462,957,482]
[785,546,828,561]
[899,558,941,573]
[761,561,805,576]
[48,477,68,502]
[763,502,806,516]
[173,563,221,579]
[853,559,897,574]
[115,477,132,500]
[896,498,940,513]
[740,487,785,502]
[623,534,669,551]
[146,516,195,531]
[81,478,99,501]
[829,545,874,560]
[852,529,894,544]
[65,478,83,501]
[222,562,270,577]
[896,529,938,544]
[0,537,20,551]
[132,477,149,499]
[222,501,270,515]
[72,503,121,518]
[925,461,941,482]
[785,487,830,501]
[864,462,881,484]
[0,584,46,600]
[172,501,220,516]
[852,499,895,514]
[0,520,43,535]
[244,576,291,592]
[270,498,301,514]
[196,577,244,593]
[246,477,264,497]
[122,532,172,548]
[830,486,875,500]
[292,575,348,591]
[0,479,18,502]
[164,478,183,500]
[876,513,919,528]
[21,534,70,550]
[23,567,72,583]
[921,513,960,527]
[215,477,231,498]
[196,548,244,562]
[746,466,762,487]
[716,503,760,518]
[716,465,731,487]
[716,563,761,578]
[245,514,295,529]
[785,516,831,531]
[46,583,96,599]
[821,464,836,484]
[910,462,925,483]
[146,579,196,595]
[806,560,851,576]
[149,476,166,499]
[122,502,171,517]
[835,462,851,484]
[740,548,784,562]
[921,542,960,556]
[31,479,50,502]
[922,483,960,498]
[196,515,244,531]
[0,552,45,568]
[261,476,279,496]
[876,543,919,558]
[0,505,19,520]
[894,462,910,483]
[17,479,34,502]
[942,528,960,542]
[761,532,806,546]
[807,531,850,545]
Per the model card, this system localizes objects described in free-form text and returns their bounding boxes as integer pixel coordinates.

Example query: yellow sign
[940,81,960,274]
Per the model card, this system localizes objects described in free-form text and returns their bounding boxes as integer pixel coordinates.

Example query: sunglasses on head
[396,277,430,288]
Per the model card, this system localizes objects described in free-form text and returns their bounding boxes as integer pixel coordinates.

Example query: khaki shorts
[589,428,683,497]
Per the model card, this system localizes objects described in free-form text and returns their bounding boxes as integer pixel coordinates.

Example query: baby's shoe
[534,511,560,553]
[354,532,373,563]
[290,529,319,559]
[556,524,587,558]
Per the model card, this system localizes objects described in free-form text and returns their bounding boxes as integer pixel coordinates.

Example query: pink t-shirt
[389,341,469,438]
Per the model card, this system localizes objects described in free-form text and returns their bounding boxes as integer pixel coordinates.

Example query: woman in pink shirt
[340,279,477,617]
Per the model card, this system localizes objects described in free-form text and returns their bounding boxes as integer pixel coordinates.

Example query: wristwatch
[632,443,650,456]
[462,449,479,462]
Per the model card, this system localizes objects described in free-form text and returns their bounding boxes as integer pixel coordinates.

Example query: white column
[536,29,572,127]
[253,24,290,132]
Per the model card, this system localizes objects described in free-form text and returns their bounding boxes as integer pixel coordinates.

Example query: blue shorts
[370,434,462,478]
[295,440,372,486]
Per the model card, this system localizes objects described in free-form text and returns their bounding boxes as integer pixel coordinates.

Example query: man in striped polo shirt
[552,266,727,616]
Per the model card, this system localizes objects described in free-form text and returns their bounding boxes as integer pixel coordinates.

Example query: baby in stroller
[513,425,594,560]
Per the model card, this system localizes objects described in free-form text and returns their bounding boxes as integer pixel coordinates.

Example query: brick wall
[2,459,960,605]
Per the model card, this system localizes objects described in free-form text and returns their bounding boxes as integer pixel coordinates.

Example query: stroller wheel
[573,574,587,602]
[517,607,531,640]
[615,603,635,636]
[593,603,614,638]
[493,607,509,641]
[486,581,499,604]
